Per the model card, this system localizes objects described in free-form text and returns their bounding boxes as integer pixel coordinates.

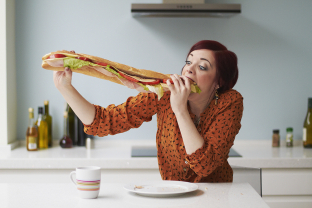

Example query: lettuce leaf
[105,65,124,79]
[63,57,99,70]
[191,85,201,94]
[137,83,150,91]
[146,84,164,100]
[62,58,125,80]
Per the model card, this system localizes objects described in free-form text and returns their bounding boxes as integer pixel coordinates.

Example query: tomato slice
[163,79,174,84]
[140,79,161,85]
[118,72,139,82]
[96,62,108,67]
[47,54,67,59]
[75,56,92,62]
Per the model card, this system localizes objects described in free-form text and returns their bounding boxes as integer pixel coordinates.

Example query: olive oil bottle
[303,98,312,148]
[35,107,48,149]
[67,104,76,145]
[26,108,38,151]
[44,100,53,147]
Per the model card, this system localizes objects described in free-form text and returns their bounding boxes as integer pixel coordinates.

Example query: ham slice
[45,59,64,67]
[92,66,116,77]
[117,77,150,93]
[92,66,150,92]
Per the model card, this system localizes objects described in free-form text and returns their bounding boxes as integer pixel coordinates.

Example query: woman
[54,40,243,182]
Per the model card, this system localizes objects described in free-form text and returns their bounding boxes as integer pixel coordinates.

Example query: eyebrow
[189,54,212,67]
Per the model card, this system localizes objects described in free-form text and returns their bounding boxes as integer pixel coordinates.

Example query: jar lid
[273,129,279,134]
[286,127,293,132]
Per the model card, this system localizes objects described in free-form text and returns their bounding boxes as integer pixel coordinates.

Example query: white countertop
[0,182,269,208]
[1,139,312,169]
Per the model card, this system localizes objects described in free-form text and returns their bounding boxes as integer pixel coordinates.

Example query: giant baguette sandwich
[42,50,201,99]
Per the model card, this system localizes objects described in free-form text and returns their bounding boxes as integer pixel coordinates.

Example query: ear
[217,78,224,89]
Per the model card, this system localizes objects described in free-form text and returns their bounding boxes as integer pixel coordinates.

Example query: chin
[187,93,197,100]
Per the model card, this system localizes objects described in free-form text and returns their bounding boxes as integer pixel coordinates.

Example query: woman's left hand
[167,74,191,114]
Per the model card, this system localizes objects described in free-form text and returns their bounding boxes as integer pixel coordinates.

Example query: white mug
[70,166,101,199]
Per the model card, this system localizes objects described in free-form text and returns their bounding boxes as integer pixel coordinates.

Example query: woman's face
[182,49,218,100]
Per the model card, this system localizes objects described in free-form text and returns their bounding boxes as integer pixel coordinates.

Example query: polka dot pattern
[84,89,243,182]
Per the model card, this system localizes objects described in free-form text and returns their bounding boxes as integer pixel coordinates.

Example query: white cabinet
[262,168,312,208]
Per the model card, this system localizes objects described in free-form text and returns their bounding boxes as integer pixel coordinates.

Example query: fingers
[166,79,174,91]
[64,67,72,77]
[180,76,191,90]
[171,74,182,87]
[167,74,179,92]
[53,70,63,79]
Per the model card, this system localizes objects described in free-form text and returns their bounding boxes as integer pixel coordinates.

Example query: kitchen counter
[1,139,312,207]
[0,139,311,169]
[0,182,269,208]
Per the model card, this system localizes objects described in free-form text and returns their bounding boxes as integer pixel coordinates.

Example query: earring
[215,90,219,105]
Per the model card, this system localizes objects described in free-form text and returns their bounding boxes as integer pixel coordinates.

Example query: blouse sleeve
[185,94,243,177]
[83,92,159,137]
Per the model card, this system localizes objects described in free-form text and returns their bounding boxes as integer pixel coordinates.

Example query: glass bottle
[67,104,76,145]
[60,111,73,148]
[272,129,280,147]
[77,117,87,146]
[35,107,48,149]
[26,108,38,151]
[286,127,293,147]
[44,100,53,147]
[303,98,312,148]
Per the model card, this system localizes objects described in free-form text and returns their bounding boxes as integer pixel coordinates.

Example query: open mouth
[185,76,195,82]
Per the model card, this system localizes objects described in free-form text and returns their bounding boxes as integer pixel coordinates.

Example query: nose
[186,65,195,75]
[182,63,195,75]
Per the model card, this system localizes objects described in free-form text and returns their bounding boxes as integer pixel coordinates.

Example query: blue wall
[16,0,312,142]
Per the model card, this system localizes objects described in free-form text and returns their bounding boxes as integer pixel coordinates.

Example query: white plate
[124,181,198,197]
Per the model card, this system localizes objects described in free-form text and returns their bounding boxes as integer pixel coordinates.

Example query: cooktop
[131,146,242,157]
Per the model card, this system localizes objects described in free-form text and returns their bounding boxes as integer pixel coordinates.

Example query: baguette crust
[42,61,123,85]
[42,50,170,80]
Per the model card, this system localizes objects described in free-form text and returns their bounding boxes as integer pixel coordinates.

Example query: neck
[189,91,215,117]
[188,83,218,117]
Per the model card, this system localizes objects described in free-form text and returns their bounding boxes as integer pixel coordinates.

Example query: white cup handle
[70,171,77,186]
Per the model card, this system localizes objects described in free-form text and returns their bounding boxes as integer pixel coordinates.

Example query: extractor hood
[131,3,241,17]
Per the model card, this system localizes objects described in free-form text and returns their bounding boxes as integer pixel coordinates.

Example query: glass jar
[272,129,280,147]
[286,127,293,147]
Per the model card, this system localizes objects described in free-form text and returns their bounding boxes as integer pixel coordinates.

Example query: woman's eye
[199,65,207,70]
[185,61,191,65]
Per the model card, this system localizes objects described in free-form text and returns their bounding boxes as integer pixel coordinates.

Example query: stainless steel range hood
[131,3,241,17]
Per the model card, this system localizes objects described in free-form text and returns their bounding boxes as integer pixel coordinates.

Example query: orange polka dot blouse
[84,89,243,183]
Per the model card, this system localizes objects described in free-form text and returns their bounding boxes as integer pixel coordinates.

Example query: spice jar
[286,127,293,147]
[272,129,280,147]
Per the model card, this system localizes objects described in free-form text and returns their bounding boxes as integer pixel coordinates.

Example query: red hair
[186,40,238,94]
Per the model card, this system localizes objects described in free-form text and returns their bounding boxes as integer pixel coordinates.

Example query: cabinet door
[262,168,312,195]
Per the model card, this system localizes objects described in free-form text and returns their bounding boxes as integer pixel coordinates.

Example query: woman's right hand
[53,67,72,91]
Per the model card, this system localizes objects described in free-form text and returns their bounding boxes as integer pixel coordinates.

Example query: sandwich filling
[44,54,201,100]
